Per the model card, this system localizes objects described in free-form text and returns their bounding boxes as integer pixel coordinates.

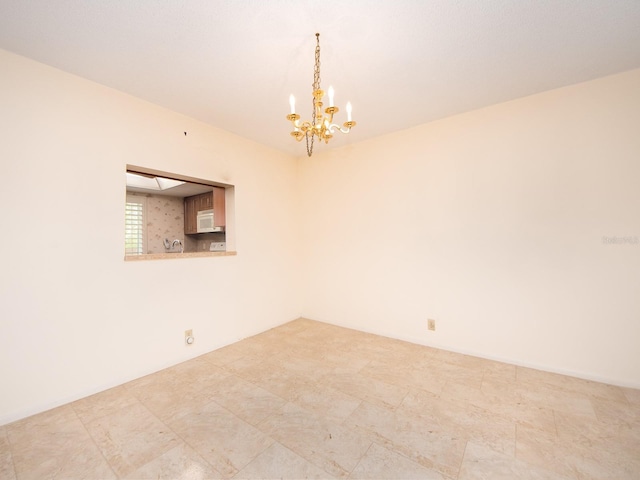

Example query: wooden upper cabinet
[198,192,213,211]
[213,187,225,227]
[183,195,199,234]
[184,187,226,234]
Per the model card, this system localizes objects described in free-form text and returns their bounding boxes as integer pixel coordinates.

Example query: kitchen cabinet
[184,187,226,234]
[183,195,199,234]
[212,187,226,227]
[198,192,213,211]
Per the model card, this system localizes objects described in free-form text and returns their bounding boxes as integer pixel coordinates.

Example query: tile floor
[1,318,639,479]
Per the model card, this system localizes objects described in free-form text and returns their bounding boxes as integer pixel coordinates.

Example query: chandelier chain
[306,33,322,156]
[287,32,355,157]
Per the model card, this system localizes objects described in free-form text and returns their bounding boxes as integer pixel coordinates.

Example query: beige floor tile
[257,402,371,478]
[515,425,577,478]
[385,336,438,359]
[570,448,640,480]
[622,386,640,406]
[123,442,222,479]
[132,375,217,424]
[554,410,620,447]
[210,374,287,426]
[7,405,116,480]
[565,434,640,480]
[618,420,640,446]
[517,367,630,404]
[590,396,640,427]
[439,379,483,403]
[85,401,179,477]
[72,385,139,424]
[459,441,573,480]
[431,360,484,391]
[302,350,372,375]
[233,442,337,479]
[125,359,231,425]
[162,357,232,391]
[168,400,274,478]
[558,410,640,479]
[515,382,597,418]
[6,405,75,445]
[123,359,219,395]
[515,424,640,479]
[398,392,516,460]
[348,339,435,372]
[349,442,447,479]
[201,341,253,366]
[228,357,318,402]
[566,380,629,404]
[222,354,274,377]
[460,405,517,456]
[167,353,225,373]
[5,319,639,480]
[470,380,558,435]
[339,341,398,363]
[0,426,17,480]
[359,360,446,397]
[323,370,409,410]
[402,354,488,394]
[481,360,517,383]
[287,382,362,424]
[345,400,467,479]
[329,357,373,375]
[516,366,575,387]
[432,348,493,371]
[480,375,521,396]
[398,389,467,428]
[268,350,337,383]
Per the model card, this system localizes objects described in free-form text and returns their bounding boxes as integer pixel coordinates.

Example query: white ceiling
[1,1,640,158]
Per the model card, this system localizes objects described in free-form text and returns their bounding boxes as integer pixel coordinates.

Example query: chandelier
[286,33,356,157]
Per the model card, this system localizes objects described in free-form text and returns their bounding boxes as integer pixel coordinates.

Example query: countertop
[125,251,237,261]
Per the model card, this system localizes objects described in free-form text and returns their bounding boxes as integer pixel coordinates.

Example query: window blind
[125,196,145,255]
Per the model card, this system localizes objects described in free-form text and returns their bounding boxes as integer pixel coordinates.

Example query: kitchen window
[124,165,235,259]
[125,194,146,255]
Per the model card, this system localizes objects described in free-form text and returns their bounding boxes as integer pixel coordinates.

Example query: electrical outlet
[427,319,436,331]
[185,329,194,345]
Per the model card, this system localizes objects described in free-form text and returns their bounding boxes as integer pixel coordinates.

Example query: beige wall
[0,49,302,424]
[1,46,639,425]
[299,68,640,388]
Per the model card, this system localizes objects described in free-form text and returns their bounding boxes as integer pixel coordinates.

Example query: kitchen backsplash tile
[128,193,185,254]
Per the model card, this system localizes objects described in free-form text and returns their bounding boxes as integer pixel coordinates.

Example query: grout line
[551,408,559,438]
[456,439,471,480]
[71,402,120,479]
[345,440,373,479]
[2,427,19,480]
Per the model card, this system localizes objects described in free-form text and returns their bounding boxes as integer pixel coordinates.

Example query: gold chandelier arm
[286,33,355,157]
[327,121,356,134]
[286,113,300,126]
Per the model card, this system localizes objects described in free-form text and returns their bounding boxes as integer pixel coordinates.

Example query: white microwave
[197,210,223,233]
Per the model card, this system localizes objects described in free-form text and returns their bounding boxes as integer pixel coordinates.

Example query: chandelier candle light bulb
[286,33,356,157]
